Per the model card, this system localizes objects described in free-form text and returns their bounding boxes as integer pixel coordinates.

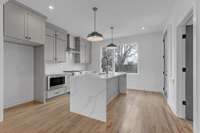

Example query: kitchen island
[70,72,127,122]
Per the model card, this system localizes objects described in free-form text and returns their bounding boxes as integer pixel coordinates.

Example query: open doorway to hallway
[177,12,193,124]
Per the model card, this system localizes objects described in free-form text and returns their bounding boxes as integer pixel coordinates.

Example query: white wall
[88,32,163,92]
[165,0,200,132]
[0,1,4,121]
[4,43,34,108]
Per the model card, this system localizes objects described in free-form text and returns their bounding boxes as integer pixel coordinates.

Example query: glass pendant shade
[87,31,103,42]
[107,27,117,49]
[107,43,117,49]
[87,7,103,42]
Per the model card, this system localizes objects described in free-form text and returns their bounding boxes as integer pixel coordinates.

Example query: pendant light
[87,7,104,42]
[107,26,117,49]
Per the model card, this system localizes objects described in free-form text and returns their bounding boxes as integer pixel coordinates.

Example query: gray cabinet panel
[85,43,91,64]
[56,39,67,63]
[79,39,91,64]
[119,75,127,93]
[45,36,55,62]
[46,28,55,37]
[80,39,86,64]
[45,26,67,63]
[4,1,46,45]
[28,12,45,44]
[4,2,26,40]
[56,31,67,41]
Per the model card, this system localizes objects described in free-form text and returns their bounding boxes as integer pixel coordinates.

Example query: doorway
[163,31,168,99]
[185,24,193,121]
[177,12,194,122]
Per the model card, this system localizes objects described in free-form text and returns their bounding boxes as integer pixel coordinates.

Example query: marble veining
[70,73,127,122]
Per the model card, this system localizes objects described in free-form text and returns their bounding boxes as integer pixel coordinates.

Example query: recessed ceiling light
[141,27,145,30]
[49,5,54,10]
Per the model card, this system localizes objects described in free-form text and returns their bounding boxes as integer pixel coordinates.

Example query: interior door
[163,33,168,98]
[185,25,193,121]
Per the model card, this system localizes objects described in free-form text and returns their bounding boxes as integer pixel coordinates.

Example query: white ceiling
[16,0,175,39]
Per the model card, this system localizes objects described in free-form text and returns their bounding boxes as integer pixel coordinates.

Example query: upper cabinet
[45,35,55,63]
[4,1,46,45]
[80,38,91,64]
[85,42,91,64]
[45,23,68,63]
[80,38,86,64]
[56,38,67,63]
[27,12,46,44]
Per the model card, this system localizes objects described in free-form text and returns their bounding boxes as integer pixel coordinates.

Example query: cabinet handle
[25,36,28,39]
[29,37,31,40]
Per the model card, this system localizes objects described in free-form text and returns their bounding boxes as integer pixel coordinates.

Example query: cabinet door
[80,39,86,64]
[85,43,91,64]
[45,36,55,62]
[27,12,45,44]
[69,35,75,49]
[56,31,67,41]
[46,28,55,37]
[4,2,26,40]
[56,39,67,63]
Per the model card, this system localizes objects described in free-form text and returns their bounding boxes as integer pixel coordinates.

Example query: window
[101,43,139,73]
[115,43,138,73]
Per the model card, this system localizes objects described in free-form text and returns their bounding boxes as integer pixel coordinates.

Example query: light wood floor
[0,90,193,133]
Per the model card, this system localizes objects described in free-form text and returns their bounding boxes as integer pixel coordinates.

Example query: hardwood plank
[0,90,193,133]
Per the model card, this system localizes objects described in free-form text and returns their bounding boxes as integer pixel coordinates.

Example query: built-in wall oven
[47,75,66,90]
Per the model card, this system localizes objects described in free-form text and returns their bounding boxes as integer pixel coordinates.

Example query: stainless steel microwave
[47,75,66,90]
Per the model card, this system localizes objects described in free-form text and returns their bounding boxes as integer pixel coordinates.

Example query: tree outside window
[101,43,138,73]
[115,43,138,73]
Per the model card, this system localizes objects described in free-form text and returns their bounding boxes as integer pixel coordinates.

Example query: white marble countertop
[70,71,127,122]
[71,72,127,79]
[93,72,127,79]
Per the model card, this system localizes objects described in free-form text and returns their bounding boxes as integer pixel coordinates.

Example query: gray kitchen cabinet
[45,25,67,63]
[45,35,55,63]
[46,27,55,37]
[4,1,46,45]
[4,2,26,41]
[27,12,46,44]
[56,31,67,41]
[69,34,76,50]
[80,39,86,64]
[85,42,91,64]
[79,39,91,64]
[56,39,67,62]
[119,74,127,93]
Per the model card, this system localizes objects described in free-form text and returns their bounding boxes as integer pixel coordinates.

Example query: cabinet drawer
[47,87,67,99]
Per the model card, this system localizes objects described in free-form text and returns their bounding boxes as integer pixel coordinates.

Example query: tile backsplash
[45,63,86,75]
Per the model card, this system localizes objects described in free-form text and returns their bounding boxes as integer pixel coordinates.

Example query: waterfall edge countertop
[70,72,127,122]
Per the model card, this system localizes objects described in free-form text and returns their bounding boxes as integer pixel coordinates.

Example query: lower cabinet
[107,77,119,103]
[46,87,68,99]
